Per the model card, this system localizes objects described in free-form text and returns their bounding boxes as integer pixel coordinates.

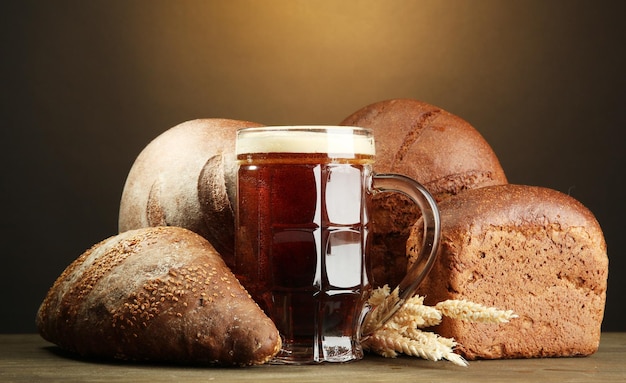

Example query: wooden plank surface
[1,333,625,382]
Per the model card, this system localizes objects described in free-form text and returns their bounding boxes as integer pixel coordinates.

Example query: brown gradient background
[2,0,624,332]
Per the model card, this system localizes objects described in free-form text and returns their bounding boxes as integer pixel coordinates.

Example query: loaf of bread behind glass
[36,226,281,366]
[408,184,608,359]
[340,99,508,287]
[118,118,264,269]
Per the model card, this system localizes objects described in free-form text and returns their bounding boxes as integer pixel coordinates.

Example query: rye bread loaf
[118,119,263,269]
[340,99,508,287]
[408,184,608,359]
[36,226,281,366]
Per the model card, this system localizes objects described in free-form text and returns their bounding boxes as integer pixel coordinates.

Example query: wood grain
[1,333,624,382]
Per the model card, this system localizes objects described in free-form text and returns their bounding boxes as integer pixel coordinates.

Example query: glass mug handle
[361,173,442,338]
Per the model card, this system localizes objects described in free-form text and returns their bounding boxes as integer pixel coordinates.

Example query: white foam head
[236,126,375,156]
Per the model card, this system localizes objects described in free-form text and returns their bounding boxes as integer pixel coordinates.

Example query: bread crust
[36,226,281,366]
[408,184,608,359]
[340,99,508,287]
[118,119,264,268]
[340,99,507,196]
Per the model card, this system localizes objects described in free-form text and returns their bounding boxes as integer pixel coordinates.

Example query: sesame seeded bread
[408,184,609,359]
[340,99,508,288]
[36,226,281,366]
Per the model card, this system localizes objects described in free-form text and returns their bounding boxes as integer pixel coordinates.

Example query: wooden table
[1,333,624,382]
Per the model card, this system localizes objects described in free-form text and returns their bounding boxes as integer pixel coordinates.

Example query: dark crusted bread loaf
[118,119,263,269]
[36,226,281,366]
[408,184,608,359]
[340,99,508,287]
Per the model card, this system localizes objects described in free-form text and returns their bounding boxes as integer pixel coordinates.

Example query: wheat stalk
[364,327,469,367]
[435,299,518,323]
[361,285,400,336]
[362,285,517,367]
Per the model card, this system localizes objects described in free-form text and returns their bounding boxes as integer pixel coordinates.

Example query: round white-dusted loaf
[118,118,264,268]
